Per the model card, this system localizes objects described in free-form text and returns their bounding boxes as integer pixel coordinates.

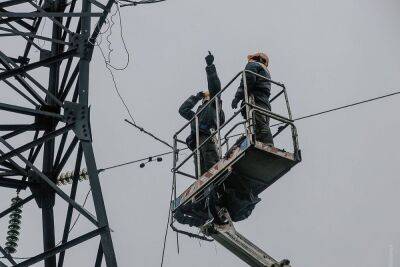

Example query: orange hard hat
[247,52,269,66]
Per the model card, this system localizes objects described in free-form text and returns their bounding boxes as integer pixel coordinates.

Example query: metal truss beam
[0,177,33,189]
[0,102,63,119]
[0,194,34,219]
[0,12,103,17]
[0,52,64,107]
[0,136,100,227]
[57,145,82,267]
[0,26,72,45]
[0,8,34,32]
[0,123,41,131]
[0,49,77,81]
[0,1,119,266]
[0,245,17,265]
[0,0,30,9]
[0,124,73,164]
[2,80,40,107]
[16,227,106,267]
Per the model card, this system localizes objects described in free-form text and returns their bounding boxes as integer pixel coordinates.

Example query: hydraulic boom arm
[201,209,291,267]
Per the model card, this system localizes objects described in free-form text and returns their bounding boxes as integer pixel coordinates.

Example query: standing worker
[179,51,225,177]
[231,52,274,146]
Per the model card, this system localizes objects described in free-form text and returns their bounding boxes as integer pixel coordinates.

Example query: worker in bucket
[231,52,274,146]
[179,51,225,177]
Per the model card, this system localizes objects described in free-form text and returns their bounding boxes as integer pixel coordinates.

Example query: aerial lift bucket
[172,137,301,223]
[170,70,300,266]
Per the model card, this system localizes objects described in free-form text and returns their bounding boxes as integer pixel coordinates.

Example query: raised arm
[205,52,221,99]
[178,92,203,121]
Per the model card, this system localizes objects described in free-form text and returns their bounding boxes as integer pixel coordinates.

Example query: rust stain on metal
[177,146,242,207]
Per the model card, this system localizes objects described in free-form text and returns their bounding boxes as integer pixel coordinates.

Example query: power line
[3,90,396,262]
[125,119,172,149]
[158,90,400,266]
[294,90,400,122]
[98,150,175,172]
[98,147,190,173]
[270,90,400,127]
[99,90,400,172]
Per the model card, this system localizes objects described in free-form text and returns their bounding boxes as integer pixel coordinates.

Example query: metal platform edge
[172,139,298,212]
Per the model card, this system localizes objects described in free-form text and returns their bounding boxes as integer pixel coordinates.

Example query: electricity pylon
[0,0,119,266]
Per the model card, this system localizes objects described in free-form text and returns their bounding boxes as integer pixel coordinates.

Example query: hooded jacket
[179,64,225,137]
[234,60,272,110]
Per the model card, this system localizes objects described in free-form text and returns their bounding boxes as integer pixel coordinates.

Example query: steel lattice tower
[0,0,118,266]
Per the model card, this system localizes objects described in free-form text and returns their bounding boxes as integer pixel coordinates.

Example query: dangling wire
[105,1,130,71]
[55,189,92,247]
[89,0,175,150]
[160,182,174,267]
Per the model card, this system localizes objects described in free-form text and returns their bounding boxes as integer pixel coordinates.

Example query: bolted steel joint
[64,101,92,141]
[77,34,92,61]
[69,33,80,50]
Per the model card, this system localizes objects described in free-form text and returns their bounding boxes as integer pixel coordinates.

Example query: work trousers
[253,112,274,145]
[193,134,219,177]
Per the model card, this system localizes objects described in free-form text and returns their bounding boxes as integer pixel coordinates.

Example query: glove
[231,97,240,109]
[196,91,205,100]
[205,51,214,66]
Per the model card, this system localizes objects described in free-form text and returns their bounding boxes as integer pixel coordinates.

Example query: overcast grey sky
[1,0,400,266]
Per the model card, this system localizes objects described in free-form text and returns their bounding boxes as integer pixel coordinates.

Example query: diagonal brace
[0,137,99,227]
[0,102,64,119]
[16,227,106,267]
[0,194,34,219]
[0,124,74,164]
[0,49,77,81]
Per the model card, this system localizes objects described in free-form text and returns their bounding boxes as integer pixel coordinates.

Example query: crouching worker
[231,52,274,146]
[179,51,225,178]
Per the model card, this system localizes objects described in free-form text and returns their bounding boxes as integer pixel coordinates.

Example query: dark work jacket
[234,61,272,110]
[179,64,225,138]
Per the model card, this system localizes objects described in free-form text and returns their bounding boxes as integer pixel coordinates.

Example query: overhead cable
[98,148,188,173]
[270,90,400,127]
[294,90,400,122]
[125,119,172,149]
[100,90,400,172]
